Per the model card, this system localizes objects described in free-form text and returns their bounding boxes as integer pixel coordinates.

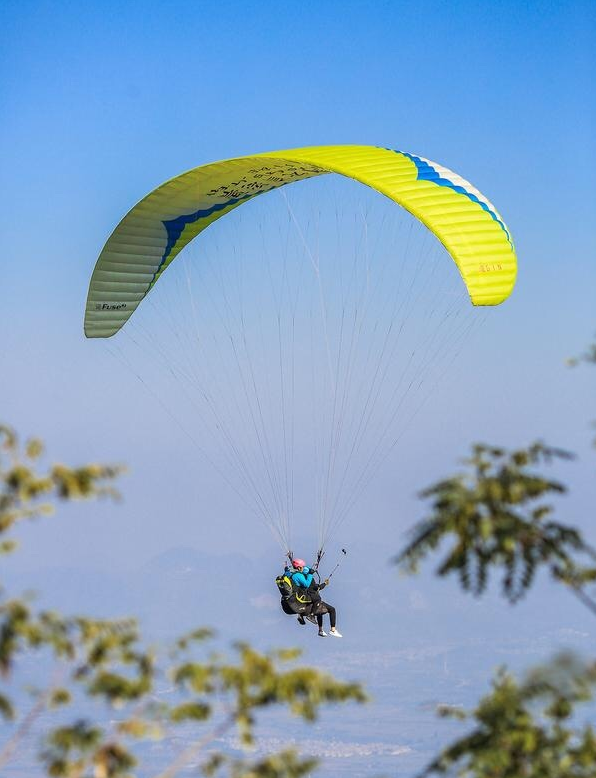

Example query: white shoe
[318,629,327,637]
[329,629,343,638]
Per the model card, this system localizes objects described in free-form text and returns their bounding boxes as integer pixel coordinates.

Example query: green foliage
[0,424,122,551]
[567,337,596,367]
[420,654,596,778]
[398,334,596,777]
[48,689,71,708]
[0,692,13,720]
[203,749,318,778]
[170,701,211,722]
[42,720,138,778]
[41,720,104,777]
[0,423,366,777]
[395,443,596,603]
[568,337,596,447]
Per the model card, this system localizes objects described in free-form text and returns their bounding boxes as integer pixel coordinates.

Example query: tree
[395,339,596,777]
[0,426,365,777]
[421,654,596,778]
[395,442,596,609]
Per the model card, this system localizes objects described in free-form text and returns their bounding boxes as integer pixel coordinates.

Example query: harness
[275,573,314,615]
[277,549,346,618]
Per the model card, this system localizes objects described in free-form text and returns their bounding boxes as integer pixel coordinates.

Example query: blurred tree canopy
[421,654,596,778]
[395,442,596,609]
[396,337,596,777]
[2,333,594,778]
[0,426,365,777]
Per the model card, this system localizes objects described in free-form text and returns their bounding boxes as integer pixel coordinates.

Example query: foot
[318,629,327,637]
[297,615,306,625]
[329,628,343,638]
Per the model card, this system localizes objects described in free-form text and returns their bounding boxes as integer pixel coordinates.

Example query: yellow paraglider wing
[84,145,516,338]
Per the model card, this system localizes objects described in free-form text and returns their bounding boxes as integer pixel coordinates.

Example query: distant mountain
[3,540,593,652]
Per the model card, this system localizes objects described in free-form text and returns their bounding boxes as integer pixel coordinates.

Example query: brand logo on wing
[95,302,128,311]
[150,162,324,288]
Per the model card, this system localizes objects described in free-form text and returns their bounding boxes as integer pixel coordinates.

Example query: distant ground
[3,541,595,776]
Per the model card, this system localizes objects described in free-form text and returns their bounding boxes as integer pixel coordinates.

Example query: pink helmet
[292,558,306,569]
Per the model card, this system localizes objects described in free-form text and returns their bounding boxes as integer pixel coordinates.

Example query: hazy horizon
[2,1,595,775]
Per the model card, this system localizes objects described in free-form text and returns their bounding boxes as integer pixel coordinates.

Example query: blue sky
[1,0,595,573]
[2,3,596,774]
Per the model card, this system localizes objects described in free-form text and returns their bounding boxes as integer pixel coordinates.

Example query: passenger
[290,558,342,637]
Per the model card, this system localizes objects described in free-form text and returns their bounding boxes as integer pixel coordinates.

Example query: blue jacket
[290,566,313,588]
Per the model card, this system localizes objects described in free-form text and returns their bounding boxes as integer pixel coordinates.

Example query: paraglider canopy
[84,144,517,556]
[84,145,516,338]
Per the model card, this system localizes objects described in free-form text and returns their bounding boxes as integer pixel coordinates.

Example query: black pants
[316,603,336,629]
